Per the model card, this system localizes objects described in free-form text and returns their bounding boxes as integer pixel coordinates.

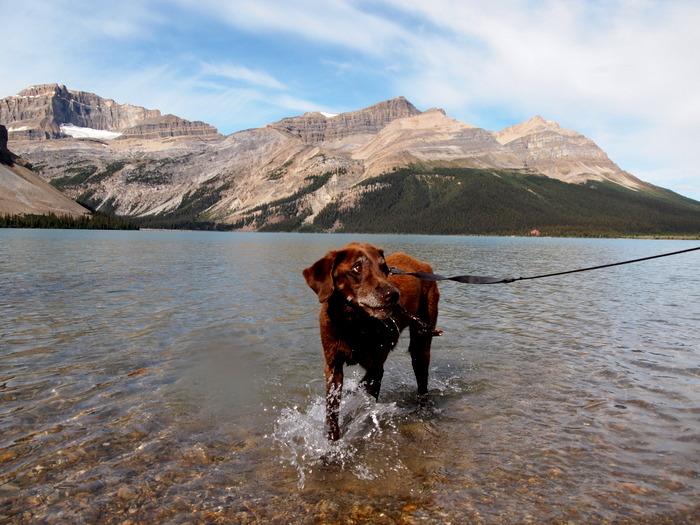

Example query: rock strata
[0,84,221,141]
[118,114,221,140]
[268,97,421,144]
[495,116,645,188]
[353,108,523,175]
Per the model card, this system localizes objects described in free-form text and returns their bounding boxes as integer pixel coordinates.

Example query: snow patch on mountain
[60,124,122,139]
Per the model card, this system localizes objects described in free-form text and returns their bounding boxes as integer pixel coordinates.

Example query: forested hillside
[276,167,700,237]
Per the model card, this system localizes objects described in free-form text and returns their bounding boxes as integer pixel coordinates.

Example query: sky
[1,0,699,201]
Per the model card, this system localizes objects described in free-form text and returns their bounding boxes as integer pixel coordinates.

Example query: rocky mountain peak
[16,83,65,98]
[267,96,421,144]
[381,107,473,132]
[0,84,220,141]
[352,106,522,174]
[494,115,578,145]
[494,115,644,188]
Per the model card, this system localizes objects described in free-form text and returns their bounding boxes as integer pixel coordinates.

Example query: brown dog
[303,242,439,440]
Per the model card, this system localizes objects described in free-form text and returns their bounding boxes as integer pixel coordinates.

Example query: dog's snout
[383,286,400,305]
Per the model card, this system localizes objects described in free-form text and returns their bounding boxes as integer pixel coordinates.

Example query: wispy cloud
[175,0,410,56]
[200,63,286,90]
[384,1,700,118]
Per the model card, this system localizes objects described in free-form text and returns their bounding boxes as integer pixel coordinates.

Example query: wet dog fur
[303,242,439,440]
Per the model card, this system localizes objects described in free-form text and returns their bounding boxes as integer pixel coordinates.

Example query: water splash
[272,375,405,488]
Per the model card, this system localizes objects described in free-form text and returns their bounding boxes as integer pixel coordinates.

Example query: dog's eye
[352,262,363,274]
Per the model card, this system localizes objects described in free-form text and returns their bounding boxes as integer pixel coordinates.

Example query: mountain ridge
[267,96,421,145]
[1,85,698,235]
[0,84,221,141]
[495,116,644,189]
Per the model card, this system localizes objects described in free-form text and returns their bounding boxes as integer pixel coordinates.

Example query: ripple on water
[1,232,699,523]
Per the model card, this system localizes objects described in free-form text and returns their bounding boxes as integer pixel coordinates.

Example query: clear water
[1,230,698,524]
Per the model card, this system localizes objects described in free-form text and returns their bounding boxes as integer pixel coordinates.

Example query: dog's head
[303,242,400,319]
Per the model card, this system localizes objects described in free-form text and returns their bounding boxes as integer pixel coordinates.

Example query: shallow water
[1,230,699,524]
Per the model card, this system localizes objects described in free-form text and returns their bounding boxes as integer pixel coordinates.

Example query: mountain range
[1,84,699,236]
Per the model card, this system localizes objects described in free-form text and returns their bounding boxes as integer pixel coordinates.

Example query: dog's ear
[303,251,337,303]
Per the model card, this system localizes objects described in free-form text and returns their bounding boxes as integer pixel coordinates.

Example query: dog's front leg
[360,367,384,400]
[325,361,343,440]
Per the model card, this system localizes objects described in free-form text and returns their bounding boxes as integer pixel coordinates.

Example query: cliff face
[267,97,421,144]
[0,125,16,165]
[118,114,223,140]
[0,84,221,141]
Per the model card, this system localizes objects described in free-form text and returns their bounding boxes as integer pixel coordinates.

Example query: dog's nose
[383,287,400,305]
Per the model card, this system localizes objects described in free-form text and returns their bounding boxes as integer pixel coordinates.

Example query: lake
[1,230,699,524]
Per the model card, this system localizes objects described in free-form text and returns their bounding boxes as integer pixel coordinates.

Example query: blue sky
[2,0,699,201]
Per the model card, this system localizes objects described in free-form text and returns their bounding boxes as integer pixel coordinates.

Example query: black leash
[389,245,700,285]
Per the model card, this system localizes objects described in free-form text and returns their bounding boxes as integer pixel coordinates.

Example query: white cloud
[200,63,286,90]
[268,93,334,114]
[386,0,700,117]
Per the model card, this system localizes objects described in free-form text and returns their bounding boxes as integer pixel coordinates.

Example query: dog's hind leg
[409,282,439,396]
[408,331,432,395]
